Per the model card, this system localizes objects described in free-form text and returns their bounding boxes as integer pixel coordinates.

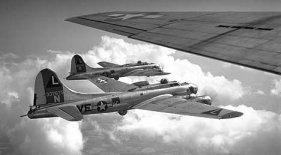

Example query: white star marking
[97,78,107,84]
[98,101,106,111]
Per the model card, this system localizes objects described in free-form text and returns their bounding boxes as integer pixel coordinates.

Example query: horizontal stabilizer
[47,105,83,121]
[89,76,138,92]
[98,61,120,68]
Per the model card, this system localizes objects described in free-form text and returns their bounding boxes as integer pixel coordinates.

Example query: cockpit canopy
[137,60,148,65]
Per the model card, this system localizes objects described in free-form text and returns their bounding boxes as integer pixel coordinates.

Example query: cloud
[270,79,281,96]
[84,36,246,102]
[256,90,265,95]
[0,53,84,155]
[75,36,279,155]
[0,35,277,155]
[106,105,280,155]
[79,105,281,155]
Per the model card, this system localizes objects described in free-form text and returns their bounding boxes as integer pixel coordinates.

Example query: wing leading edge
[66,12,281,75]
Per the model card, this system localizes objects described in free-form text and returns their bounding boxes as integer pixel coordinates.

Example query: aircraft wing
[66,12,281,75]
[98,61,120,68]
[47,105,83,121]
[122,68,168,76]
[88,76,138,92]
[133,95,243,119]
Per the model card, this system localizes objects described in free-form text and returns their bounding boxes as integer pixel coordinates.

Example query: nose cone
[220,111,243,119]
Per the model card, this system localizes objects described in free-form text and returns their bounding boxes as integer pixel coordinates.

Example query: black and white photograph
[0,0,280,155]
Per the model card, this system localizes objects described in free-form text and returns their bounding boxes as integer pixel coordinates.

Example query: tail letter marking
[52,76,59,85]
[54,95,61,103]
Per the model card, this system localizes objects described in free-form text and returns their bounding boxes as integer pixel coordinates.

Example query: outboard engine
[182,94,212,105]
[160,78,168,84]
[118,110,127,116]
[197,96,212,105]
[189,84,198,94]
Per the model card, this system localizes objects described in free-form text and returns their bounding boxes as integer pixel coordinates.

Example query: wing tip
[220,111,243,119]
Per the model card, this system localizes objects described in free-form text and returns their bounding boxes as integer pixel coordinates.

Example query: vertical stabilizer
[33,68,83,106]
[70,54,92,74]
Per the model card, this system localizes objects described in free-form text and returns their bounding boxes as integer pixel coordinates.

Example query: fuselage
[66,63,168,80]
[28,85,190,119]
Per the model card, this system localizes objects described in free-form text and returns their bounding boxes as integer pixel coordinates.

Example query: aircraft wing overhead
[66,12,281,75]
[88,76,138,92]
[47,105,83,121]
[133,95,243,119]
[98,61,120,68]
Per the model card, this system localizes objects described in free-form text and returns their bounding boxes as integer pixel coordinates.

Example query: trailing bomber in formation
[21,68,242,121]
[66,54,169,81]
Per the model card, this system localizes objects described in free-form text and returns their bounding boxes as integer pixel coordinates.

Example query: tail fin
[33,68,79,106]
[70,54,92,75]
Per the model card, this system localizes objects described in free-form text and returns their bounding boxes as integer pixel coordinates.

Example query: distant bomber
[21,68,242,121]
[66,55,169,80]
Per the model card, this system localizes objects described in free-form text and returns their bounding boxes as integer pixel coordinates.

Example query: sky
[0,0,281,155]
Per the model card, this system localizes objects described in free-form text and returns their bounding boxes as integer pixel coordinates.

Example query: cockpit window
[181,82,189,85]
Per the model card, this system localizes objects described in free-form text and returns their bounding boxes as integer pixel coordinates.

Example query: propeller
[159,64,164,71]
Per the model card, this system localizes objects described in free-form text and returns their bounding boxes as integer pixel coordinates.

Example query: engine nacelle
[113,76,119,80]
[160,78,168,84]
[196,96,212,105]
[182,94,212,105]
[101,72,110,77]
[189,84,198,94]
[118,110,128,116]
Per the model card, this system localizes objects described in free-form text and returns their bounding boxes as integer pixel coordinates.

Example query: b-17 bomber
[66,54,169,80]
[88,75,199,94]
[21,68,242,121]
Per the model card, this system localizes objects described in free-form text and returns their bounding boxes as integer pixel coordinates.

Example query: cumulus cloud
[271,79,281,96]
[256,90,265,95]
[82,105,280,155]
[47,36,246,101]
[0,36,277,155]
[83,36,246,102]
[0,53,84,155]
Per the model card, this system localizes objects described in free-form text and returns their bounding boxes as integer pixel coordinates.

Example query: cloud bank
[1,36,280,155]
[0,53,83,155]
[84,36,246,102]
